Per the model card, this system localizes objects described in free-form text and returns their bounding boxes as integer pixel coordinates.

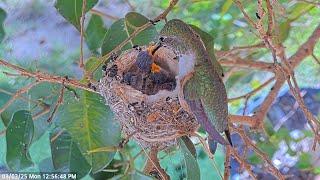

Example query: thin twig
[124,0,135,11]
[224,146,231,180]
[0,88,42,106]
[286,74,320,149]
[229,115,258,127]
[312,53,320,66]
[233,126,286,180]
[265,0,275,36]
[219,56,274,72]
[47,84,65,123]
[191,132,214,159]
[32,105,50,120]
[229,147,257,179]
[90,9,119,20]
[297,0,320,6]
[228,77,275,102]
[50,129,65,143]
[0,87,50,120]
[0,81,40,114]
[143,147,170,180]
[216,43,265,59]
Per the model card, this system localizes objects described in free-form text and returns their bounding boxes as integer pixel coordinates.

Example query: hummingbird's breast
[177,53,195,80]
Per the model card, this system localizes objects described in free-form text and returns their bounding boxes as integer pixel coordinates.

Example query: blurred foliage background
[0,0,319,179]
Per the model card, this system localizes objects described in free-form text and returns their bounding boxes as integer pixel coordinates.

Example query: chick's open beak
[151,63,161,73]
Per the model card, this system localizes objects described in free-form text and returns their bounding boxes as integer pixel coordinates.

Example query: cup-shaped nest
[98,46,199,150]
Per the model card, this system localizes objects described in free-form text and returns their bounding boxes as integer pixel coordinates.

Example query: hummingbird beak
[150,42,162,55]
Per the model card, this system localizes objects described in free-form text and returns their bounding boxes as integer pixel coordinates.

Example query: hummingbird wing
[183,70,230,145]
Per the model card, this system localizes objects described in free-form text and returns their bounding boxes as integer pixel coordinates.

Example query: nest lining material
[98,46,199,149]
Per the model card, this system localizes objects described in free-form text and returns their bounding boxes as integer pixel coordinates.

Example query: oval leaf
[85,14,108,53]
[101,12,157,56]
[125,12,158,46]
[6,110,34,171]
[50,129,91,178]
[101,18,132,56]
[59,90,121,173]
[55,0,98,31]
[1,83,59,141]
[178,138,200,180]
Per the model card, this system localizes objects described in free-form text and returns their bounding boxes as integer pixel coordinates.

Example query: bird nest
[98,46,199,150]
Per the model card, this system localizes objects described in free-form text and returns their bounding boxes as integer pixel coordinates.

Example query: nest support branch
[143,148,170,180]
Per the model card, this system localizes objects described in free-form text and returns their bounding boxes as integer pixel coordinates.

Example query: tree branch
[0,59,94,92]
[90,9,119,20]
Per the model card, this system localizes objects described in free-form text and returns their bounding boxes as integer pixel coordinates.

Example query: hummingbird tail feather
[225,129,232,146]
[187,99,228,146]
[208,139,217,154]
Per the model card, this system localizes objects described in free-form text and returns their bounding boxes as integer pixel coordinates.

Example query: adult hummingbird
[159,19,232,153]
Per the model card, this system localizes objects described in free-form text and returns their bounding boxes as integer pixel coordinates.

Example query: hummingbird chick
[135,43,162,72]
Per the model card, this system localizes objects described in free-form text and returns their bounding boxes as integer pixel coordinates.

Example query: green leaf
[250,79,261,89]
[85,14,108,53]
[225,71,247,90]
[279,20,291,42]
[59,90,121,173]
[263,120,275,136]
[0,90,11,126]
[101,12,157,56]
[84,57,102,81]
[111,171,153,180]
[6,110,34,171]
[178,138,200,180]
[248,154,262,165]
[302,130,313,138]
[181,136,197,158]
[279,2,314,42]
[220,0,233,16]
[257,141,277,157]
[50,129,91,178]
[125,12,158,46]
[0,8,6,42]
[55,0,98,30]
[288,3,314,21]
[101,18,132,56]
[189,24,224,77]
[1,83,58,141]
[314,167,320,175]
[296,153,312,170]
[39,158,55,172]
[91,159,126,179]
